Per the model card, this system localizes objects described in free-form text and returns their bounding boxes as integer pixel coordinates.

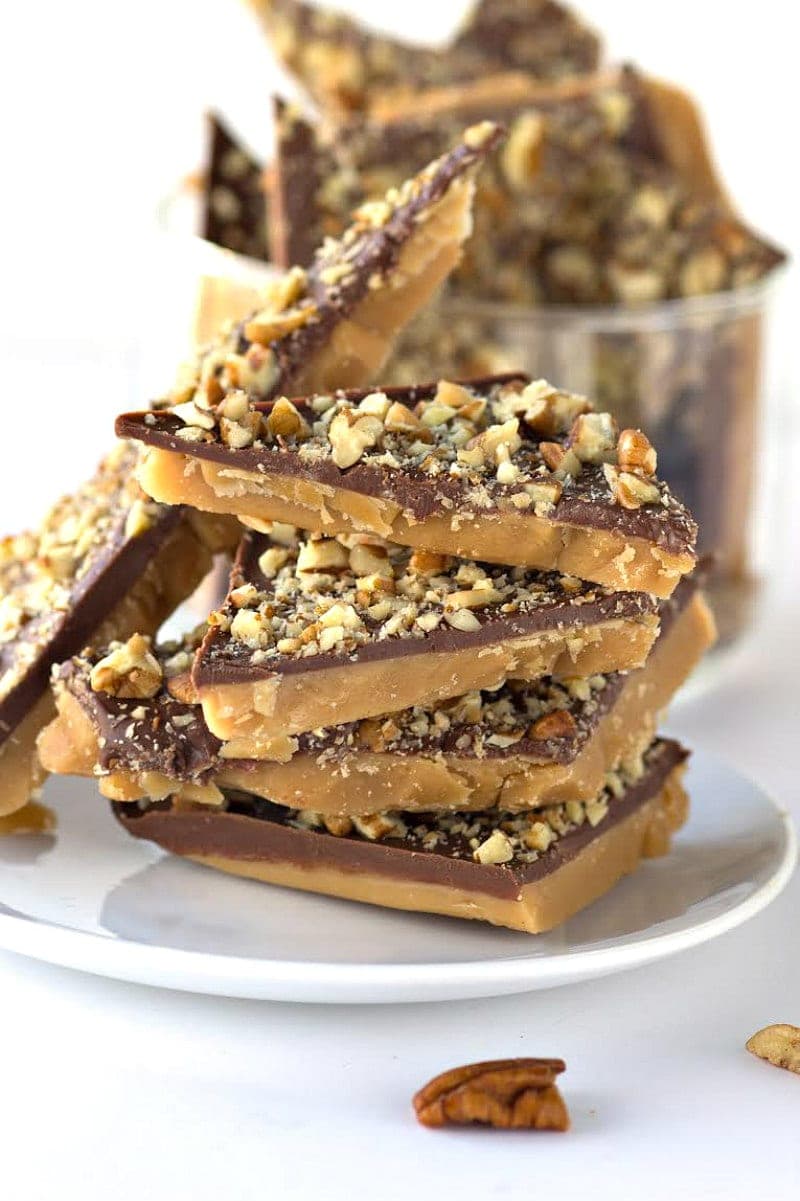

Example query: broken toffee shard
[120,121,503,432]
[189,530,660,754]
[118,376,697,597]
[111,739,689,934]
[267,67,785,303]
[39,573,713,814]
[248,0,601,118]
[0,444,232,816]
[201,113,268,261]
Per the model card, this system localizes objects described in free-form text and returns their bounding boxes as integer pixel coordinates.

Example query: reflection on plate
[0,751,794,1003]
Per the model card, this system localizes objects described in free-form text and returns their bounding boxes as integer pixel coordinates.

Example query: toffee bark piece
[190,530,659,753]
[0,444,233,817]
[118,376,697,596]
[249,0,600,118]
[112,739,689,934]
[40,575,713,815]
[268,68,785,302]
[201,114,268,260]
[119,122,503,460]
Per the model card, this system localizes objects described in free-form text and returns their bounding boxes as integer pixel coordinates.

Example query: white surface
[0,752,792,1003]
[1,1,799,1198]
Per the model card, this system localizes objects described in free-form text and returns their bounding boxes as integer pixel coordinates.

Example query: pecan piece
[746,1024,800,1074]
[413,1058,569,1131]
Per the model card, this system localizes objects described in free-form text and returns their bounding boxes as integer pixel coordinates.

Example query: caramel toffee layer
[0,444,186,751]
[113,739,688,903]
[193,530,657,688]
[253,0,600,118]
[118,376,696,568]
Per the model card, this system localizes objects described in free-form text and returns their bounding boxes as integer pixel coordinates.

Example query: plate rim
[0,752,796,1002]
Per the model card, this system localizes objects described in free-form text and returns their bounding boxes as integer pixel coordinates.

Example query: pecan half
[746,1024,800,1074]
[413,1058,569,1130]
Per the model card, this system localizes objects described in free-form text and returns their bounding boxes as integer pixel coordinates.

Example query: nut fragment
[328,409,383,468]
[529,709,577,740]
[570,412,618,464]
[384,400,423,434]
[408,549,450,575]
[746,1024,800,1075]
[266,397,308,439]
[540,442,582,479]
[502,112,545,191]
[296,539,348,574]
[603,463,660,509]
[473,829,514,865]
[617,428,657,476]
[413,1059,569,1131]
[89,634,163,699]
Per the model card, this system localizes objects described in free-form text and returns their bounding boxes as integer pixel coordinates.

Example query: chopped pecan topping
[603,463,661,509]
[413,1059,569,1131]
[617,428,657,476]
[89,634,163,699]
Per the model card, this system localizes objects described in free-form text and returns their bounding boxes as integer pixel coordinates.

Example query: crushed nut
[473,829,514,865]
[89,634,163,699]
[266,398,308,439]
[328,409,383,468]
[603,463,660,509]
[529,710,577,740]
[570,412,618,464]
[617,428,657,476]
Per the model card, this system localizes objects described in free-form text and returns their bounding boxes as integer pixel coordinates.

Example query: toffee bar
[269,67,784,302]
[39,577,713,815]
[191,531,658,753]
[112,739,689,934]
[120,376,696,596]
[249,0,601,118]
[0,444,233,816]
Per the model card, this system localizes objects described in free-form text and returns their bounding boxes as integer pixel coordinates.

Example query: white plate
[0,750,794,1003]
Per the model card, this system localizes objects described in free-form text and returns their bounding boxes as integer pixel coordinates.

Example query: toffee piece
[119,122,504,461]
[186,529,660,754]
[0,444,231,816]
[111,738,689,934]
[201,114,268,260]
[40,574,714,815]
[119,376,697,596]
[268,68,784,303]
[249,0,601,118]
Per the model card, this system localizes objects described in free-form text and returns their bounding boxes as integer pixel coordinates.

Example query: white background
[1,3,799,1199]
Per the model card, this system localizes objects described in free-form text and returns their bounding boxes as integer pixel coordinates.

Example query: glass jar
[422,281,783,646]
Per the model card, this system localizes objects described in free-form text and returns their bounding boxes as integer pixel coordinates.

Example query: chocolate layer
[117,374,697,558]
[113,738,688,901]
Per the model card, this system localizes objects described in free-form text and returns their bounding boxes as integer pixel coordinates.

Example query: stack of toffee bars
[5,128,714,933]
